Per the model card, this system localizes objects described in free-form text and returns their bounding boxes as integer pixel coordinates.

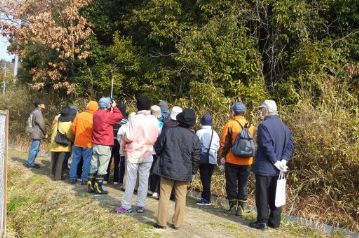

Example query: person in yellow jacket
[50,106,76,180]
[219,102,256,216]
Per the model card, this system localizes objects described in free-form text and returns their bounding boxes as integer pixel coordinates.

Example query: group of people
[25,96,293,231]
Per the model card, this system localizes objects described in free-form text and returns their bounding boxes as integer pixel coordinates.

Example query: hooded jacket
[124,110,159,163]
[50,115,74,152]
[72,101,99,148]
[153,109,201,182]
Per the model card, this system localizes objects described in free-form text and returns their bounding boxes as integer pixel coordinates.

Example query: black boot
[87,174,96,193]
[236,200,248,216]
[94,176,108,194]
[225,199,238,215]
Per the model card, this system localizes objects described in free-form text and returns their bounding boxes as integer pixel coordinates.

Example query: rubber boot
[236,200,249,216]
[87,174,96,193]
[94,176,108,194]
[225,199,238,215]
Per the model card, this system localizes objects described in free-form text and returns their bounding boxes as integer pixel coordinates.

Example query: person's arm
[154,130,166,156]
[281,128,294,162]
[191,135,201,175]
[108,106,123,125]
[212,132,220,151]
[71,116,78,134]
[257,124,277,163]
[219,122,231,158]
[35,110,47,135]
[65,123,75,142]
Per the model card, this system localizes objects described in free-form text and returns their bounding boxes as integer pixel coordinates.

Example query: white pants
[121,158,152,209]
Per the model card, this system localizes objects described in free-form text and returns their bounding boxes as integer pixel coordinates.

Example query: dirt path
[7,149,320,238]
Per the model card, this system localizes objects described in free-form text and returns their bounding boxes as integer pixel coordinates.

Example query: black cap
[34,98,45,107]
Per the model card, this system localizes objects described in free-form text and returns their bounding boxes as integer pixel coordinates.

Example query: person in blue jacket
[250,100,294,230]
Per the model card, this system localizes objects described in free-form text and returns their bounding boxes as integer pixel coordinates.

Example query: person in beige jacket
[50,106,76,180]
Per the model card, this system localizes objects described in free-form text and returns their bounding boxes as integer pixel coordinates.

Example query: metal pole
[110,74,114,99]
[2,63,6,96]
[13,54,19,84]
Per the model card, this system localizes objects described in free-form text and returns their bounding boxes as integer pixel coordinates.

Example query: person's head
[59,106,76,122]
[170,106,183,121]
[158,100,170,119]
[200,113,212,126]
[232,102,246,116]
[86,100,99,113]
[136,96,151,111]
[34,98,45,109]
[151,105,162,119]
[259,100,278,119]
[118,102,128,118]
[176,108,196,128]
[98,97,112,109]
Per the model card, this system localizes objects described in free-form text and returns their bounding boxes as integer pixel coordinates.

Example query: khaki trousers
[157,177,189,228]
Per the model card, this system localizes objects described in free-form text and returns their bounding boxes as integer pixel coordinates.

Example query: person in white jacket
[196,113,220,205]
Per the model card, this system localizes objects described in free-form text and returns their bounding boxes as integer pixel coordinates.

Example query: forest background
[0,0,358,232]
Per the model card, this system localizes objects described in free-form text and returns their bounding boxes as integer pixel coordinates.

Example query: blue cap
[99,97,112,109]
[232,102,246,113]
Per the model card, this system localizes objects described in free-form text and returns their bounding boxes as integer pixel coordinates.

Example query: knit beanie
[200,113,212,126]
[137,96,151,111]
[177,109,196,128]
[99,97,112,109]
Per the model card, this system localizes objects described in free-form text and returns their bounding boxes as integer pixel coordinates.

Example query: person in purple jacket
[250,100,294,230]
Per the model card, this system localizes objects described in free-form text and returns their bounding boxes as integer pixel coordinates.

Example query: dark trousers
[51,152,70,180]
[105,140,120,182]
[255,175,282,227]
[149,155,160,193]
[199,164,215,202]
[225,163,251,201]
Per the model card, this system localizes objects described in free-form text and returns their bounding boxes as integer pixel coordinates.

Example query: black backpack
[231,121,255,158]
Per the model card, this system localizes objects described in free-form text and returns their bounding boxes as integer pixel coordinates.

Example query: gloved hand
[274,160,288,172]
[220,157,226,165]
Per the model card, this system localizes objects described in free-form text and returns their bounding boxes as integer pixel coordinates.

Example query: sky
[0,36,14,62]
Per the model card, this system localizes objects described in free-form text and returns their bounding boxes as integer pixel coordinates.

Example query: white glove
[274,160,288,172]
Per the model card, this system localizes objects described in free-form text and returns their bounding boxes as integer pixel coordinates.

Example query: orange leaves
[2,0,93,94]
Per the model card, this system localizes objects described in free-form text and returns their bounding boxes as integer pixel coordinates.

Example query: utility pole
[13,54,19,84]
[2,63,6,96]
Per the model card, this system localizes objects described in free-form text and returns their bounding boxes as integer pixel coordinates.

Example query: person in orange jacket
[69,101,99,184]
[219,102,256,216]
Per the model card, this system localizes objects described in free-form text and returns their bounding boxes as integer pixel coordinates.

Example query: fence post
[0,110,9,238]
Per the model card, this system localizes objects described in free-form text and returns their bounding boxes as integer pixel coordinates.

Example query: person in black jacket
[153,109,201,229]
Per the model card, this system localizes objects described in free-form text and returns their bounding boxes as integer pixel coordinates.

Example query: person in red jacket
[88,97,123,194]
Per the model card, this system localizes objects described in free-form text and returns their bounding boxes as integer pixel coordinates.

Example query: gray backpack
[231,121,255,158]
[26,112,34,134]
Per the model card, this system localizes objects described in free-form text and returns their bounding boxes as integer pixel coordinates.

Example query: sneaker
[69,179,77,184]
[116,206,132,214]
[152,192,159,199]
[33,163,41,169]
[196,198,211,206]
[103,181,108,185]
[136,206,144,213]
[113,182,119,185]
[249,222,268,230]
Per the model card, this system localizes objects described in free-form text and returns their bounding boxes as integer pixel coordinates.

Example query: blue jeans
[69,146,92,181]
[26,139,41,166]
